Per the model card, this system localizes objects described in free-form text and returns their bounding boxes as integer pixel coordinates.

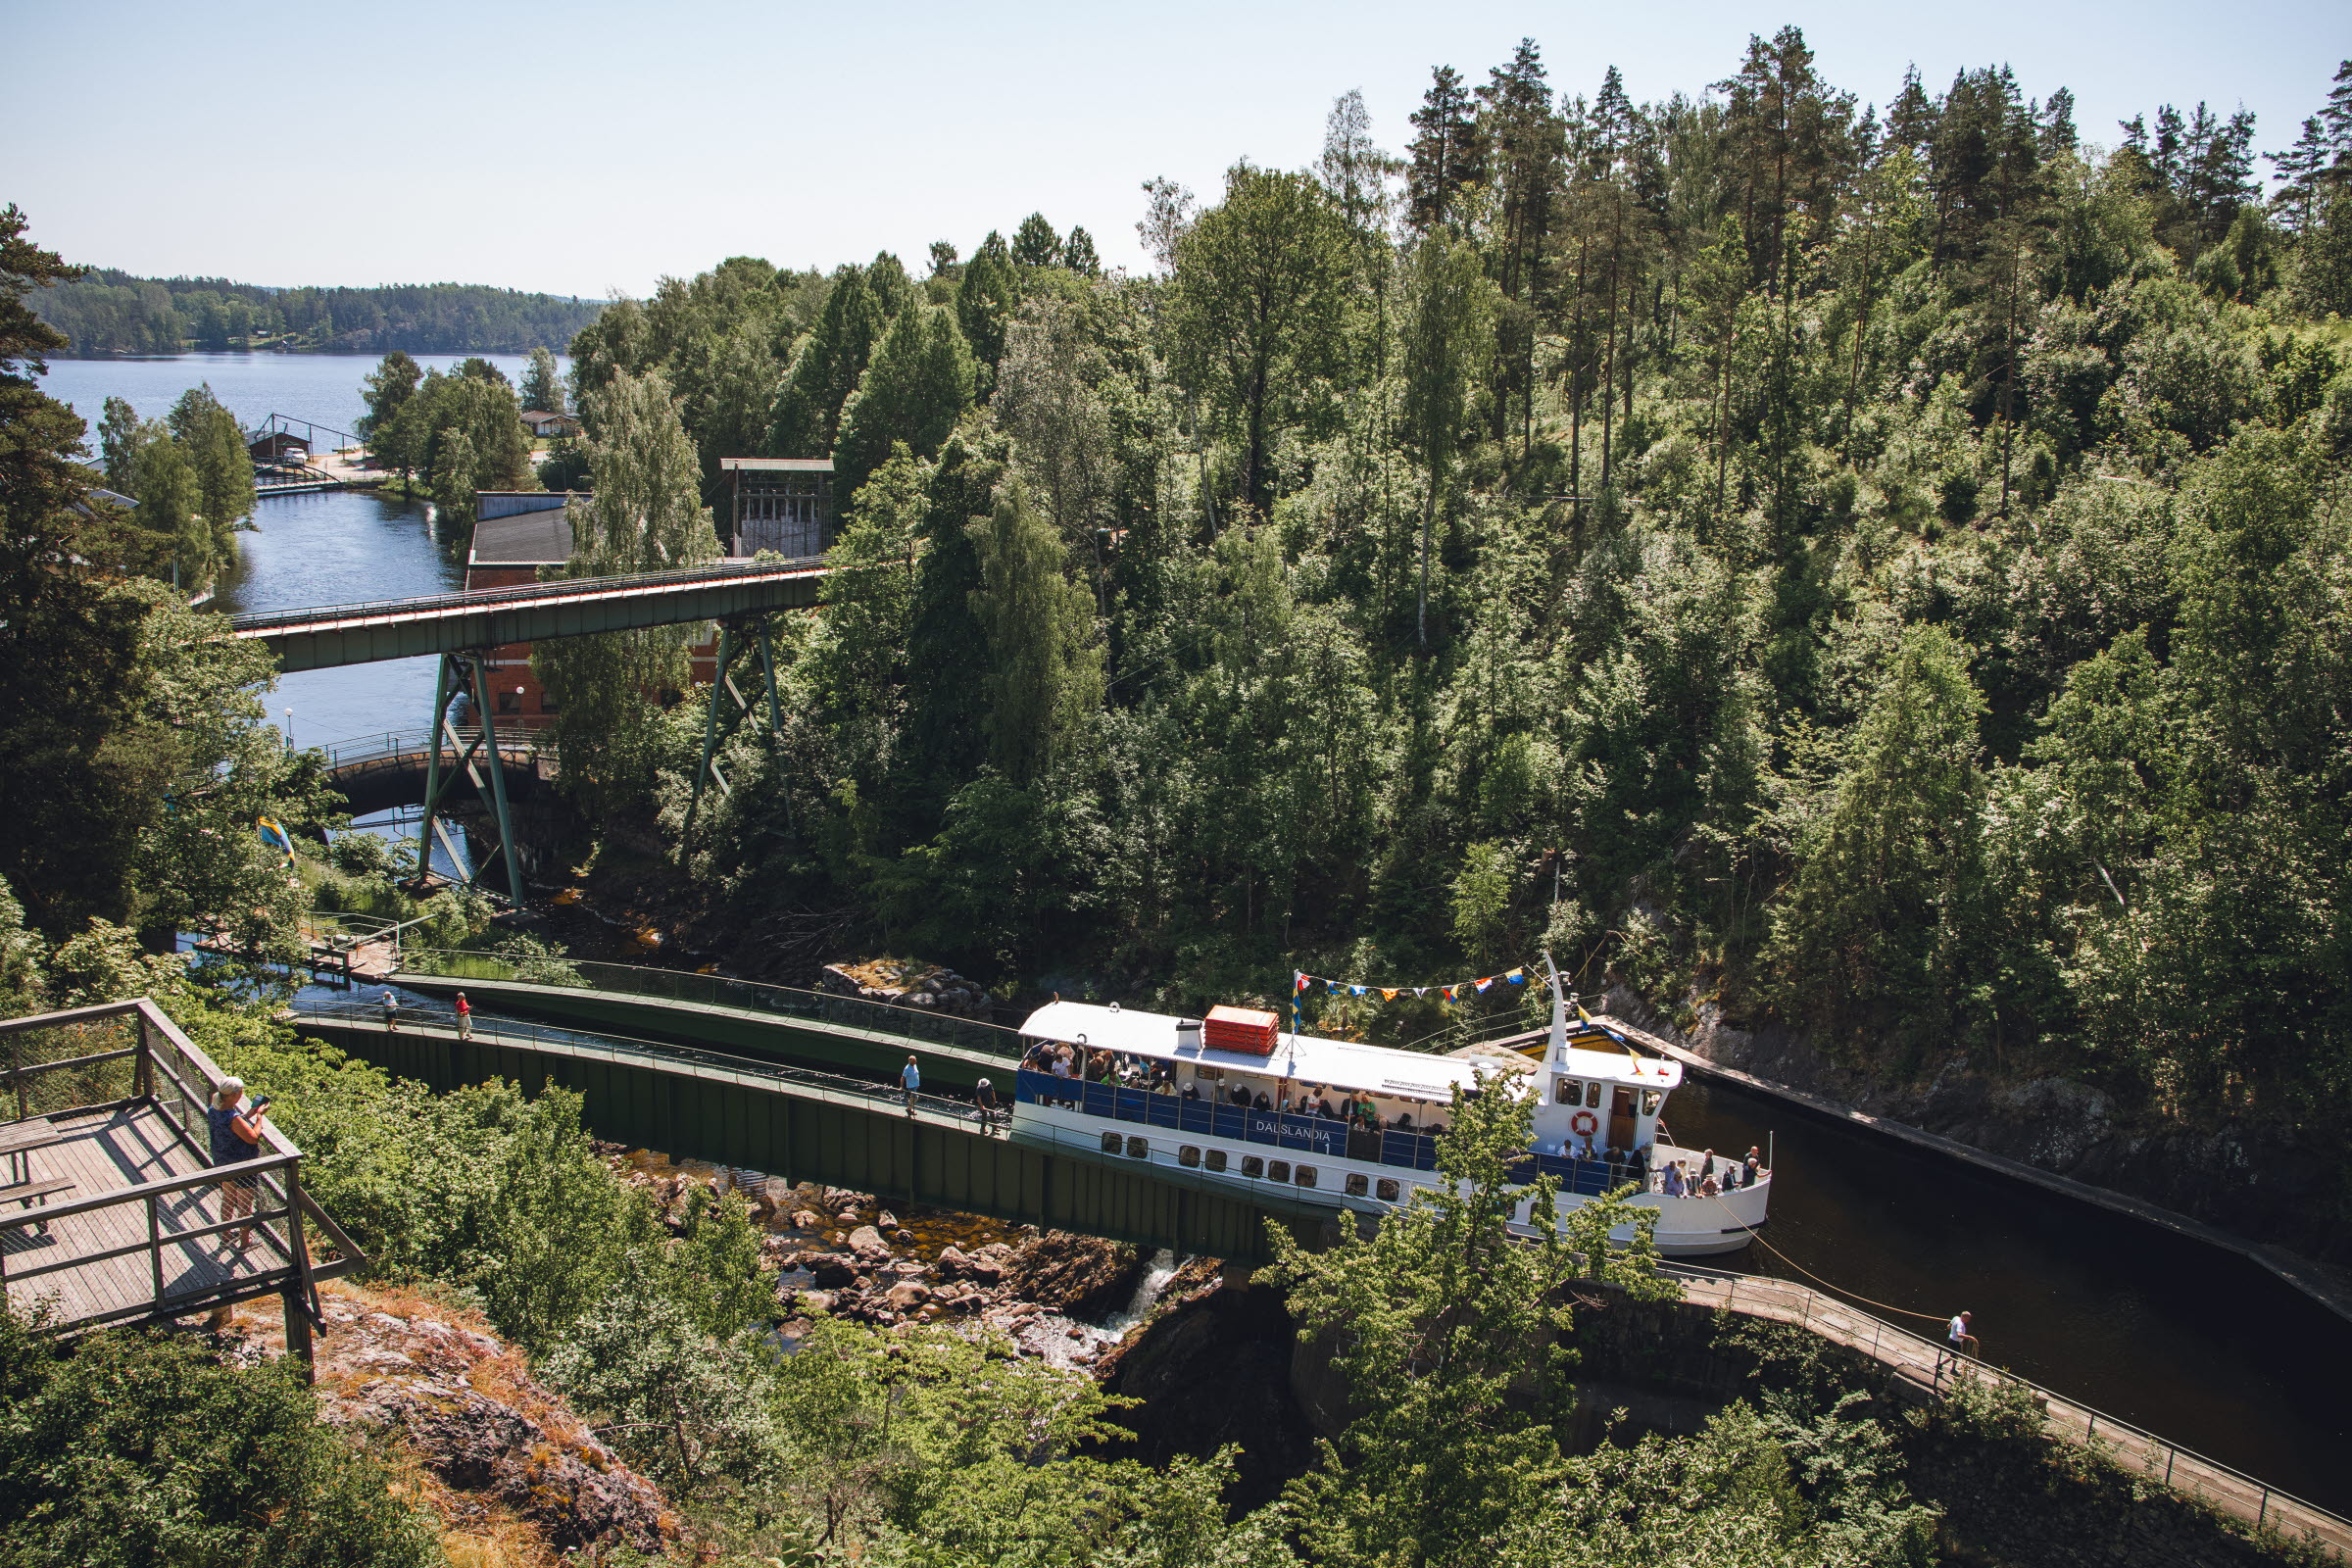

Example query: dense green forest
[537,41,2352,1186]
[28,270,605,356]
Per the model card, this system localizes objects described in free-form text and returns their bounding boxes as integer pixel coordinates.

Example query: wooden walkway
[1,1103,294,1326]
[1680,1270,2352,1554]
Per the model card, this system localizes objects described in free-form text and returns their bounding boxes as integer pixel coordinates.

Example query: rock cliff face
[1608,985,2342,1267]
[1094,1277,1321,1509]
[820,957,994,1019]
[225,1282,680,1559]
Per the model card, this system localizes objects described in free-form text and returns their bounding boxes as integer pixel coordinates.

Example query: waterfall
[1102,1250,1183,1336]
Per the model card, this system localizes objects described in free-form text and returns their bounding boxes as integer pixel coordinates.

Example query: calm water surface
[37,352,561,748]
[54,357,2352,1515]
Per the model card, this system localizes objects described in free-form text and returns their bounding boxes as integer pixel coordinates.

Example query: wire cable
[1690,1185,1949,1324]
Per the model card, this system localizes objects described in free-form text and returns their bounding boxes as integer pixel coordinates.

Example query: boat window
[1101,1131,1122,1154]
[1295,1166,1316,1188]
[1179,1145,1201,1168]
[1127,1136,1149,1159]
[1553,1076,1575,1103]
[1345,1173,1368,1197]
[1240,1155,1263,1179]
[1376,1178,1400,1201]
[1586,1081,1605,1109]
[1205,1150,1228,1173]
[1641,1090,1663,1115]
[1268,1160,1291,1184]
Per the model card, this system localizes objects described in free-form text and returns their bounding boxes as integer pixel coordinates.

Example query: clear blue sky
[7,0,2346,297]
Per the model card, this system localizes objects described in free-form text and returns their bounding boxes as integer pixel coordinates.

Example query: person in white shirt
[1939,1309,1978,1380]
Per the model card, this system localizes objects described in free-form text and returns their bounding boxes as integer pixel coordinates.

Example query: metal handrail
[292,999,980,1121]
[226,557,824,635]
[318,727,552,770]
[1662,1258,2352,1545]
[392,950,1029,1059]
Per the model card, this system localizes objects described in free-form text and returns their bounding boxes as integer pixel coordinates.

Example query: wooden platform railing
[0,998,365,1366]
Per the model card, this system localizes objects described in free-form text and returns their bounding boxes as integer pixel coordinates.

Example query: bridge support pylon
[685,618,785,836]
[414,650,525,899]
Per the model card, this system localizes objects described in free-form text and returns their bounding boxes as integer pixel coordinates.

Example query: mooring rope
[1696,1187,1951,1325]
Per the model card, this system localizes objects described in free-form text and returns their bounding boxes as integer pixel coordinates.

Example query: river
[37,352,2352,1518]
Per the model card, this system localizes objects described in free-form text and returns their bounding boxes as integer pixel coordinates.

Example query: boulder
[847,1225,892,1262]
[884,1281,931,1311]
[807,1253,858,1288]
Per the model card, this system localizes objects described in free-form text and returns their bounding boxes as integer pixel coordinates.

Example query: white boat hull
[1010,1100,1767,1258]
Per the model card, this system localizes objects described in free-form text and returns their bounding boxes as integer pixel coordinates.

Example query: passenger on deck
[1698,1150,1716,1187]
[1181,1080,1200,1101]
[1253,1091,1272,1111]
[1229,1083,1252,1108]
[1663,1162,1686,1198]
[1391,1111,1414,1130]
[1744,1147,1762,1186]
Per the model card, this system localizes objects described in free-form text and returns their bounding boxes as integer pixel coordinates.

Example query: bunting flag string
[1292,963,1529,1006]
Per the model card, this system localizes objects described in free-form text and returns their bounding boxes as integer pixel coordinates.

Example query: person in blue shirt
[207,1077,270,1254]
[901,1055,920,1113]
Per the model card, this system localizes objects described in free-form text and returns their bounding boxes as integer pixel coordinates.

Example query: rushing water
[52,353,2352,1516]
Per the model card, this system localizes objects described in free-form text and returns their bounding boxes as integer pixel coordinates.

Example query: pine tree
[1010,214,1062,270]
[1478,40,1563,450]
[1406,66,1484,232]
[1399,234,1493,649]
[1060,226,1101,276]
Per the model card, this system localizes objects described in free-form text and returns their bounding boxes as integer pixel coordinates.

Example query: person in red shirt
[455,992,472,1040]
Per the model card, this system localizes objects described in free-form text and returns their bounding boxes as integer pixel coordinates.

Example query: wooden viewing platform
[1676,1267,2352,1555]
[0,999,364,1368]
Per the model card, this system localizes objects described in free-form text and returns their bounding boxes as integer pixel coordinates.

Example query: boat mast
[1542,950,1568,1064]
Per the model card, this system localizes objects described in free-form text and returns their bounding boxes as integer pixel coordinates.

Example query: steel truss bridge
[232,560,825,896]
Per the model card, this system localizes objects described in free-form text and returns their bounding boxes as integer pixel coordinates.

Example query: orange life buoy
[1570,1108,1598,1138]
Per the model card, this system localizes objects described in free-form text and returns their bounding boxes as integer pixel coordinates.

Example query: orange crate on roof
[1203,1004,1280,1055]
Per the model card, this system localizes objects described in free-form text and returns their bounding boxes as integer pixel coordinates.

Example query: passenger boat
[1009,960,1769,1256]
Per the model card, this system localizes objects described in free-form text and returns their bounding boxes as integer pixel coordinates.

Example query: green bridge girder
[295,1011,1320,1263]
[232,563,827,673]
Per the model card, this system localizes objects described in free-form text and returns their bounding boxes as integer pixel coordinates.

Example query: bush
[0,1305,437,1568]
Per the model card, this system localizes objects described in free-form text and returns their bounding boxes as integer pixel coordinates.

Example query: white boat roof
[1018,1002,1678,1100]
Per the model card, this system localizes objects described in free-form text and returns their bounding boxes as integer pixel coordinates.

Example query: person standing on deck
[207,1078,269,1255]
[901,1055,920,1114]
[455,992,472,1040]
[381,989,400,1032]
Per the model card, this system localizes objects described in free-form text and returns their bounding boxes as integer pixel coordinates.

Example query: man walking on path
[455,992,472,1040]
[1938,1309,1978,1382]
[901,1055,920,1114]
[381,988,400,1033]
